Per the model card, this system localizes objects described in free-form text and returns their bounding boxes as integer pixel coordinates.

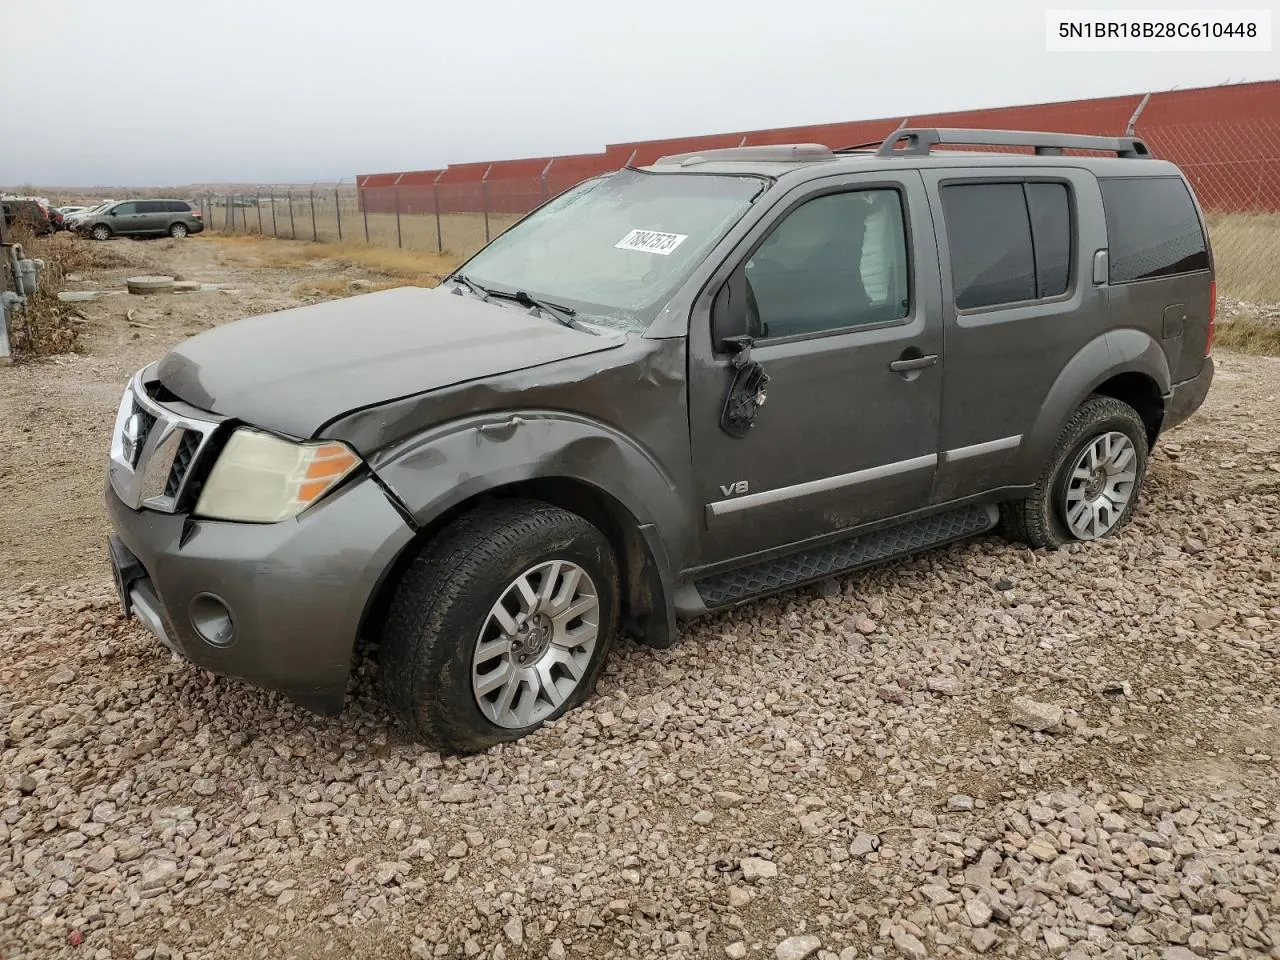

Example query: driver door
[109,202,142,234]
[688,171,945,566]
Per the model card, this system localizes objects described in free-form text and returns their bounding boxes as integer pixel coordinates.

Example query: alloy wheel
[1062,431,1138,539]
[471,559,600,729]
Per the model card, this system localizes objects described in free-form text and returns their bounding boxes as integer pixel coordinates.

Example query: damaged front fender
[368,410,690,648]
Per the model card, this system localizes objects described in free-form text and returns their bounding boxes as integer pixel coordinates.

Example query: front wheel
[89,224,111,241]
[1000,396,1149,549]
[379,499,619,753]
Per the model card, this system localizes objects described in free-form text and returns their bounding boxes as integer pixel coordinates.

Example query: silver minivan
[78,199,204,240]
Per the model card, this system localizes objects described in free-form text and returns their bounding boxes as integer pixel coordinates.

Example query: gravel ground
[2,237,1279,960]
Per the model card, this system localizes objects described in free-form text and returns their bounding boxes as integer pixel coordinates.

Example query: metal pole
[362,189,369,243]
[309,186,318,242]
[540,158,555,204]
[225,196,231,231]
[288,190,296,240]
[270,190,278,237]
[481,165,492,244]
[434,181,443,252]
[395,187,402,249]
[241,200,248,232]
[335,185,343,242]
[256,194,263,235]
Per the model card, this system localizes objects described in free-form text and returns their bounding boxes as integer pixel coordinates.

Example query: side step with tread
[693,503,998,609]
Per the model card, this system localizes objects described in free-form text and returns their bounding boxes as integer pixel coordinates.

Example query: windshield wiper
[450,273,492,302]
[494,289,595,334]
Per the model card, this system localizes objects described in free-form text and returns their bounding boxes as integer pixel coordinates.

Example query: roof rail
[653,143,835,166]
[875,128,1151,159]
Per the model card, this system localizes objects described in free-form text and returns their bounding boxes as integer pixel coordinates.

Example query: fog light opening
[190,593,234,647]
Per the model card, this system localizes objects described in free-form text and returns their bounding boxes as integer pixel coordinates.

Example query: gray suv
[104,129,1215,752]
[78,198,204,240]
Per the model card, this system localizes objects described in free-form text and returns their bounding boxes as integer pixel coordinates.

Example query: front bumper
[1163,355,1215,432]
[106,476,415,715]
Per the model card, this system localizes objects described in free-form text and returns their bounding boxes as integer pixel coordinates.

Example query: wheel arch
[359,476,677,654]
[358,409,689,652]
[1015,330,1170,482]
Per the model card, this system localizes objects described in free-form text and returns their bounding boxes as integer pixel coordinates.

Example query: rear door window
[1099,177,1209,282]
[940,181,1075,310]
[1025,183,1072,298]
[137,201,166,214]
[941,183,1036,309]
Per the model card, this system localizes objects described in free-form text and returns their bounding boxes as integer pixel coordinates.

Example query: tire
[169,222,188,239]
[89,224,111,241]
[379,499,619,753]
[1000,396,1149,549]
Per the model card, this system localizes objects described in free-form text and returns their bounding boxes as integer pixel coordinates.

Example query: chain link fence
[1137,119,1280,310]
[201,118,1280,314]
[199,180,524,258]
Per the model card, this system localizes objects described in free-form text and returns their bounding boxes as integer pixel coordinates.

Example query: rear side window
[137,201,166,214]
[165,200,191,213]
[1026,183,1071,298]
[941,181,1074,310]
[1100,177,1209,282]
[942,184,1035,309]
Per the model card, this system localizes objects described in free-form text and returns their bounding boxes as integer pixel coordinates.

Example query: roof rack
[652,143,835,166]
[874,128,1151,159]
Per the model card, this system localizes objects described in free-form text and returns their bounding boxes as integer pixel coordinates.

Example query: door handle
[889,354,938,373]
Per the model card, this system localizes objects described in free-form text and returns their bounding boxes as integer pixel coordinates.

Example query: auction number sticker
[615,229,688,255]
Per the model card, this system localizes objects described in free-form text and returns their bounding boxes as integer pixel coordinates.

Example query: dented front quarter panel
[322,337,697,572]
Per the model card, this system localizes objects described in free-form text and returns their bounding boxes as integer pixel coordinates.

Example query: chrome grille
[165,431,201,498]
[130,402,157,467]
[109,371,224,513]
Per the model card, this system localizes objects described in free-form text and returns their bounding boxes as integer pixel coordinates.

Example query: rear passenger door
[921,168,1107,502]
[135,200,169,234]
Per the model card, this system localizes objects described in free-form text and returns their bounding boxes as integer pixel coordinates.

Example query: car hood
[155,285,626,438]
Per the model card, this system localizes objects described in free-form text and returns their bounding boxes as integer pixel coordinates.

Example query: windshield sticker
[614,229,688,256]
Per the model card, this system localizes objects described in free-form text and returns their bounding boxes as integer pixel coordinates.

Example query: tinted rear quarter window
[941,183,1036,309]
[165,200,191,213]
[1100,177,1209,282]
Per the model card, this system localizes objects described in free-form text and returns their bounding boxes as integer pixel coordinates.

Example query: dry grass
[1215,308,1280,355]
[291,277,432,299]
[4,234,87,358]
[1206,212,1280,304]
[207,235,463,281]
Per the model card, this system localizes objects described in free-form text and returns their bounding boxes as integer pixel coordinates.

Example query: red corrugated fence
[357,81,1280,216]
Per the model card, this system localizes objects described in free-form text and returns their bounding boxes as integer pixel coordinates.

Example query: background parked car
[76,199,204,240]
[1,199,55,235]
[65,201,115,229]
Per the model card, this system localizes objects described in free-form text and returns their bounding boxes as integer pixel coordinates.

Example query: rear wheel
[89,224,111,241]
[169,222,188,239]
[379,499,619,753]
[1000,396,1149,549]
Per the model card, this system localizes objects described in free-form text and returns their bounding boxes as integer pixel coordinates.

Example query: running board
[693,503,998,609]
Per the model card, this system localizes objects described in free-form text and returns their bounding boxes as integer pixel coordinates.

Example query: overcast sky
[4,0,1276,186]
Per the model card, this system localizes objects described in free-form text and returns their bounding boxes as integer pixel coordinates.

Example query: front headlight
[194,428,361,523]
